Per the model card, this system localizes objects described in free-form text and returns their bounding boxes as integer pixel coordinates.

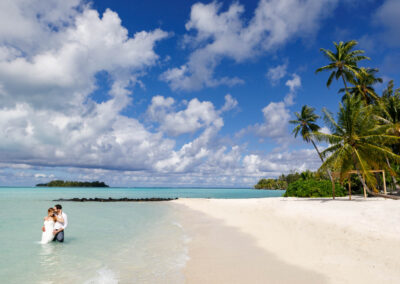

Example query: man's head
[54,204,62,214]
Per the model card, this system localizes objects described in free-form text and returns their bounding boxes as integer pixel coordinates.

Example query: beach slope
[174,197,400,284]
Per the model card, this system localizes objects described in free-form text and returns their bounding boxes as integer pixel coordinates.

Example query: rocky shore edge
[53,197,178,202]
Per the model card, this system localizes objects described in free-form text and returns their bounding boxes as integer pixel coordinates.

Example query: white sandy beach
[174,197,400,284]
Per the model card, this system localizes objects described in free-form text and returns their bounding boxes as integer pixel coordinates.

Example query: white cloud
[219,94,238,113]
[161,0,339,91]
[0,1,324,187]
[147,94,238,136]
[0,1,173,171]
[266,63,287,85]
[285,74,301,93]
[320,126,331,135]
[147,96,221,136]
[0,0,81,51]
[263,102,290,136]
[0,6,167,110]
[359,0,400,53]
[374,0,400,47]
[0,146,321,187]
[284,73,301,105]
[0,100,177,170]
[242,148,321,176]
[34,173,55,179]
[245,74,301,144]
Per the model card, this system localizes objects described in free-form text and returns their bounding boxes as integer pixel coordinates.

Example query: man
[52,204,68,242]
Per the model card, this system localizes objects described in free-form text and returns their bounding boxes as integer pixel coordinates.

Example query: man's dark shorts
[53,230,64,242]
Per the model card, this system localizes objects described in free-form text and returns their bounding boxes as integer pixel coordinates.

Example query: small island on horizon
[36,180,109,187]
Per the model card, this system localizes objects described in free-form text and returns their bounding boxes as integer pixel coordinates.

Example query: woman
[40,208,57,244]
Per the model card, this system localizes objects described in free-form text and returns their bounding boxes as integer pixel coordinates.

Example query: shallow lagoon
[0,187,284,283]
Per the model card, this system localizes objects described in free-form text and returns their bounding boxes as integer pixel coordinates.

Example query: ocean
[0,187,284,283]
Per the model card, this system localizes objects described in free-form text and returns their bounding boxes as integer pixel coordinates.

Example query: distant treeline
[36,180,109,187]
[254,171,324,190]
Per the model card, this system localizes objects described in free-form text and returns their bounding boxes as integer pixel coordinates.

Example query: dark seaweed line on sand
[53,197,178,202]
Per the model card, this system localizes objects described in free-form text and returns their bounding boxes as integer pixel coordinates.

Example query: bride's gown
[40,219,55,244]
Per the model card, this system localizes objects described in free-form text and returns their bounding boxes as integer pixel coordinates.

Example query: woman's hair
[48,208,57,221]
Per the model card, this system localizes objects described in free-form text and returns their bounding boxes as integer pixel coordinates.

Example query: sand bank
[173,197,400,284]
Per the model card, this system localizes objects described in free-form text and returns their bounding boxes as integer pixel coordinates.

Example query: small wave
[84,268,119,284]
[171,221,191,267]
[172,221,183,229]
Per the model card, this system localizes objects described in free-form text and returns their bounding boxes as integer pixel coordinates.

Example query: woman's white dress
[40,219,55,244]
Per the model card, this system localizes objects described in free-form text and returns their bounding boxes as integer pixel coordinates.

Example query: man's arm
[53,227,64,235]
[62,213,68,229]
[56,215,64,223]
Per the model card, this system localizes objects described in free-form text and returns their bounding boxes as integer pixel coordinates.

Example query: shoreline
[173,197,400,284]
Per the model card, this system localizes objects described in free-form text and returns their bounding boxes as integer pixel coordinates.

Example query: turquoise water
[0,187,284,283]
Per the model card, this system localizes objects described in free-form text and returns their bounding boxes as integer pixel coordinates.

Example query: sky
[0,0,399,187]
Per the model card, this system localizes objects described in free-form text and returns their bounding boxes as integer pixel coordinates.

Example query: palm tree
[316,95,400,200]
[379,81,400,142]
[382,80,400,98]
[375,80,400,190]
[339,68,383,104]
[316,40,369,92]
[290,105,336,198]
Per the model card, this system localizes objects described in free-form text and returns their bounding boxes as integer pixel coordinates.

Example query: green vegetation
[284,179,346,198]
[254,170,324,190]
[290,105,335,196]
[257,40,400,199]
[36,180,109,187]
[315,40,369,92]
[287,40,400,200]
[317,95,400,198]
[254,178,287,190]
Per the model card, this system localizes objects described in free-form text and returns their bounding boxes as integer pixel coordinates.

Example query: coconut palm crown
[290,105,320,143]
[316,95,400,199]
[339,68,383,104]
[316,40,370,91]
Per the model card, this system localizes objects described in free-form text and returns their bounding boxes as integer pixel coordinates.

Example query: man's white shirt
[54,212,68,230]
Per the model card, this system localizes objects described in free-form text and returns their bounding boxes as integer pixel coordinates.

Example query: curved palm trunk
[385,156,398,191]
[352,154,400,200]
[311,139,335,199]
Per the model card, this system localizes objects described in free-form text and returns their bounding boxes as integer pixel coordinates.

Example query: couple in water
[40,204,68,244]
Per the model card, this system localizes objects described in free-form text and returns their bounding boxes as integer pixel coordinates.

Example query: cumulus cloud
[242,148,321,176]
[147,94,238,136]
[0,0,81,51]
[219,94,238,113]
[147,96,221,136]
[0,1,322,187]
[0,5,168,110]
[0,0,246,183]
[266,62,288,85]
[0,146,321,187]
[161,0,339,91]
[243,74,301,144]
[0,1,173,171]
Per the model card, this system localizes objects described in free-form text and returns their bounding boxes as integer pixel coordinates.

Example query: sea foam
[84,268,119,284]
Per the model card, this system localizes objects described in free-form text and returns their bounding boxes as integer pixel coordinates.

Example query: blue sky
[0,0,399,187]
